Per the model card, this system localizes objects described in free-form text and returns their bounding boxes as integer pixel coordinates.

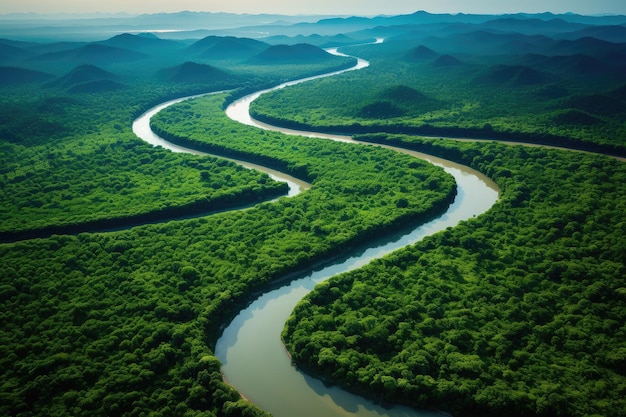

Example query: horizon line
[1,10,624,18]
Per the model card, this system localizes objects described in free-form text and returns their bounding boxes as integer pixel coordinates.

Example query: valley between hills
[1,10,625,417]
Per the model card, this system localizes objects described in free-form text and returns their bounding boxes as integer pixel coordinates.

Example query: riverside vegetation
[283,137,626,417]
[2,10,626,417]
[250,21,626,156]
[1,28,454,417]
[245,15,626,417]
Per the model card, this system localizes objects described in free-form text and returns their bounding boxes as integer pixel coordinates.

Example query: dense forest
[2,9,626,417]
[284,137,626,417]
[248,12,626,417]
[250,22,626,156]
[0,34,355,239]
[0,27,454,417]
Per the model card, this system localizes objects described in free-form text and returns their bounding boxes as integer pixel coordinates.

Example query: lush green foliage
[2,33,443,417]
[150,93,456,235]
[284,137,626,417]
[0,82,289,239]
[250,40,626,155]
[3,14,626,417]
[0,134,287,237]
[0,34,354,237]
[0,74,454,417]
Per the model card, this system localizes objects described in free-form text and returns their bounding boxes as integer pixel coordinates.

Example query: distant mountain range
[0,31,355,91]
[1,10,625,91]
[1,10,624,42]
[0,66,52,85]
[248,44,335,64]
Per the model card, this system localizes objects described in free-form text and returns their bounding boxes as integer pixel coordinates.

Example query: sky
[1,0,625,16]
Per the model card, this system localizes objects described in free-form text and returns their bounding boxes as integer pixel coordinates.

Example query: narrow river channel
[217,84,498,416]
[214,161,497,417]
[136,47,499,417]
[132,94,309,198]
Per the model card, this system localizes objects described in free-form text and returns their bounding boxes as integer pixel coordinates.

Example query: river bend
[136,46,499,417]
[132,94,309,198]
[213,50,500,416]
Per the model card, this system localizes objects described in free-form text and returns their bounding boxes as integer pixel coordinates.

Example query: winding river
[135,47,499,417]
[132,94,309,198]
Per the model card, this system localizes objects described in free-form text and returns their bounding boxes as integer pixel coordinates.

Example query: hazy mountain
[548,37,625,56]
[499,34,556,55]
[406,45,439,61]
[559,25,626,43]
[0,66,53,85]
[0,43,26,63]
[432,54,464,67]
[420,30,553,56]
[0,11,330,41]
[478,17,587,35]
[263,33,365,48]
[2,10,625,42]
[24,41,87,55]
[158,61,239,84]
[98,33,182,53]
[45,64,118,88]
[188,36,268,59]
[131,11,326,30]
[0,38,39,48]
[31,43,147,64]
[248,44,334,64]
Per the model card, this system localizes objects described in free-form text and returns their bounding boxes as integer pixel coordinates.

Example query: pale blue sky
[1,0,625,16]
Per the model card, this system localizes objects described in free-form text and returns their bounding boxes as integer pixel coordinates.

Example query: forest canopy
[2,10,626,417]
[283,136,626,417]
[0,41,454,416]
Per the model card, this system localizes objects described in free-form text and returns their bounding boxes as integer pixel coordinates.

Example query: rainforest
[1,9,625,417]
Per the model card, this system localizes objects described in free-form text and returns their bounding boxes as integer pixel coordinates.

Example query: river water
[134,43,499,417]
[212,50,500,416]
[132,95,309,197]
[135,83,498,416]
[214,162,496,417]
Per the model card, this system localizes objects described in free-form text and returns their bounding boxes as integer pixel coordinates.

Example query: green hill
[31,43,147,64]
[248,43,333,64]
[188,36,268,59]
[0,66,53,85]
[0,43,27,63]
[432,54,463,67]
[67,79,127,93]
[99,33,181,53]
[45,64,118,88]
[406,45,439,61]
[158,61,239,84]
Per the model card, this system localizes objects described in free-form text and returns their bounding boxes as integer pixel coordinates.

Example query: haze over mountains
[1,9,625,133]
[1,10,626,42]
[2,7,626,417]
[2,9,625,103]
